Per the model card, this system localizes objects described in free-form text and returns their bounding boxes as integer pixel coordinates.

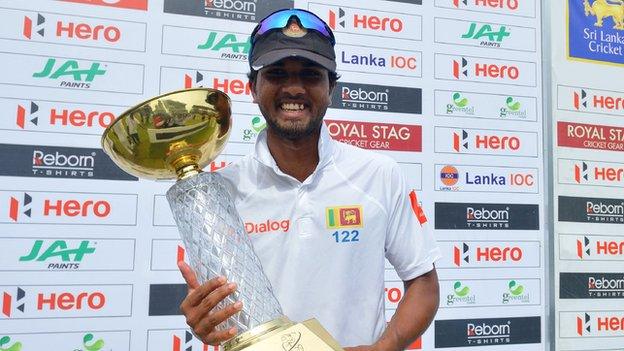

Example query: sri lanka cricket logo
[568,0,624,65]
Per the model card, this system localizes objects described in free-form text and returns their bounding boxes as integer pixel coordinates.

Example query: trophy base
[223,317,343,351]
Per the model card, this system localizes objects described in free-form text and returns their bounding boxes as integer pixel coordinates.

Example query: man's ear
[250,80,258,103]
[328,80,336,105]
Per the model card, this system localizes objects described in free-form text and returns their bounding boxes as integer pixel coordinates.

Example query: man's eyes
[264,69,323,80]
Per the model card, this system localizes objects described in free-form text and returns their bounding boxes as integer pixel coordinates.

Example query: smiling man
[178,8,440,351]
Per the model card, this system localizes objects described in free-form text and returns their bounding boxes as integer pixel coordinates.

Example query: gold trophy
[101,88,343,351]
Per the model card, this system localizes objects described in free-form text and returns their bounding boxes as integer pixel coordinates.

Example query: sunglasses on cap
[251,9,335,45]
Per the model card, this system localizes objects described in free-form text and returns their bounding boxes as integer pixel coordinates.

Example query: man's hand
[178,261,243,345]
[343,346,377,351]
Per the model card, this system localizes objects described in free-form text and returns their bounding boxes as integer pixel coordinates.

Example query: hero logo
[467,206,510,228]
[328,8,403,33]
[578,236,624,259]
[2,288,26,317]
[8,193,32,222]
[453,130,521,152]
[575,162,624,184]
[184,71,251,96]
[37,291,106,313]
[453,243,522,267]
[32,149,96,178]
[453,57,519,80]
[8,193,111,222]
[245,220,290,234]
[32,58,106,89]
[23,14,121,42]
[586,201,624,222]
[341,86,389,111]
[576,313,624,335]
[16,102,115,130]
[172,331,217,351]
[574,89,624,112]
[453,0,519,10]
[577,313,591,336]
[467,321,511,345]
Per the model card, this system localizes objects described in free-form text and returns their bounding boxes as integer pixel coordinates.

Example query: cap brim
[251,48,336,73]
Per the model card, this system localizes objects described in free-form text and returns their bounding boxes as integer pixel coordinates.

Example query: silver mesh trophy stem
[166,172,283,334]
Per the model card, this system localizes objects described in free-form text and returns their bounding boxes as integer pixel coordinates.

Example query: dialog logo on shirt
[326,206,363,229]
[244,220,290,234]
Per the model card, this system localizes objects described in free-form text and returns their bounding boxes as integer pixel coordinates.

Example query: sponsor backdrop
[552,0,624,350]
[0,0,545,350]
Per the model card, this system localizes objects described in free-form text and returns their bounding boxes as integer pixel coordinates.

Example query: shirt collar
[253,123,336,177]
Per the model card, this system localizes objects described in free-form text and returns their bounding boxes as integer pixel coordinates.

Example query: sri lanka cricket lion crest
[583,0,624,29]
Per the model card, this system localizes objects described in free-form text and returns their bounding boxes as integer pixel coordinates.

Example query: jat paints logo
[326,206,363,229]
[197,31,250,60]
[0,336,21,351]
[461,22,510,47]
[568,0,624,65]
[32,58,106,89]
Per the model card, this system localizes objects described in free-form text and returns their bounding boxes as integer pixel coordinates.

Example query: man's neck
[266,128,321,183]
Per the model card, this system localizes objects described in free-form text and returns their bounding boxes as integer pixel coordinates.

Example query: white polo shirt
[219,124,440,347]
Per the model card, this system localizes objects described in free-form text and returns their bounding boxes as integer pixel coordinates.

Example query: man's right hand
[178,261,244,345]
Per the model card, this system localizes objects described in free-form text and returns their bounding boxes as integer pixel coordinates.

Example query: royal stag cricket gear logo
[0,336,21,351]
[23,13,45,39]
[2,288,26,317]
[15,102,39,129]
[326,206,363,229]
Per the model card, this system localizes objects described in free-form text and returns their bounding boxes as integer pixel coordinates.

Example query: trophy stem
[170,155,202,180]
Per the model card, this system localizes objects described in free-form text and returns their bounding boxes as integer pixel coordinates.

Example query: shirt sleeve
[384,162,441,281]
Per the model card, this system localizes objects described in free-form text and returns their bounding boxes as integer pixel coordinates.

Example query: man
[178,9,440,350]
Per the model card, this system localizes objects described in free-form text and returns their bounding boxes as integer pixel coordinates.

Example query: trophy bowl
[101,87,232,180]
[101,88,342,351]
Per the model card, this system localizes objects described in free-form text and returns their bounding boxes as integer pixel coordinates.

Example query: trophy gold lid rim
[100,87,231,149]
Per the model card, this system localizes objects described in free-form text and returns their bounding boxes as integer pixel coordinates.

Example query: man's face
[252,57,333,140]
